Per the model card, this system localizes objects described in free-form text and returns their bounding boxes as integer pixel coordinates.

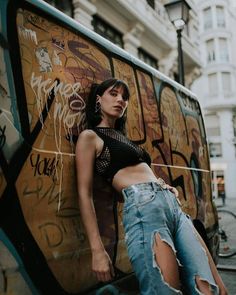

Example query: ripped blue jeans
[122,182,219,295]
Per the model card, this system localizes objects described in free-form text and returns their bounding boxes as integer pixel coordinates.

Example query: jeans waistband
[122,179,167,202]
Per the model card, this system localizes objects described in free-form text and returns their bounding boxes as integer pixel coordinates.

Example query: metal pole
[177,28,185,86]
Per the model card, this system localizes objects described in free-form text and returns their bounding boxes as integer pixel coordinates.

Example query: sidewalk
[214,197,236,214]
[214,197,236,295]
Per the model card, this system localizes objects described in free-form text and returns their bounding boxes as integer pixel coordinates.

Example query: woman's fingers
[166,185,182,206]
[95,268,113,282]
[171,187,179,197]
[92,250,115,282]
[166,185,179,197]
[96,271,110,282]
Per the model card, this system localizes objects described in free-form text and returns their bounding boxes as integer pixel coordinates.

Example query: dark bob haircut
[86,78,130,132]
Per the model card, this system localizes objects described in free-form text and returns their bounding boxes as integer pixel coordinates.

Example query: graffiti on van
[0,3,217,294]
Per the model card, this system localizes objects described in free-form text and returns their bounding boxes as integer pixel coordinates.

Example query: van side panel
[0,1,218,294]
[1,5,119,294]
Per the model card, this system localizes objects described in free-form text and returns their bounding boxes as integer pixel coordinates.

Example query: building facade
[192,0,236,200]
[45,0,201,87]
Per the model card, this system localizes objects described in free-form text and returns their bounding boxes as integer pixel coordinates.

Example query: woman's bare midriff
[112,162,158,193]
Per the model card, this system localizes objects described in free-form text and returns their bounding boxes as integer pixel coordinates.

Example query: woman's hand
[166,184,182,206]
[156,178,178,198]
[166,184,179,198]
[92,249,115,282]
[156,178,181,205]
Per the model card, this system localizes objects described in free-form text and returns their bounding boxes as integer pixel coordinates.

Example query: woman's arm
[76,130,115,282]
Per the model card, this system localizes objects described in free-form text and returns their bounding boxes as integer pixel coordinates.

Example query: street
[215,197,236,295]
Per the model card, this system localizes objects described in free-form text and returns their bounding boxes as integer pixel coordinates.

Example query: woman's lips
[113,106,123,111]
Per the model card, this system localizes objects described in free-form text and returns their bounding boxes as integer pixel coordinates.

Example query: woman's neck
[97,119,116,128]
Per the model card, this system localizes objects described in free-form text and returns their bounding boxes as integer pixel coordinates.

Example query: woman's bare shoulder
[78,129,97,140]
[76,129,98,148]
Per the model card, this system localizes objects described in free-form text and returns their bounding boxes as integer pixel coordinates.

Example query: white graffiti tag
[35,47,53,72]
[52,50,62,66]
[18,25,38,45]
[30,72,85,132]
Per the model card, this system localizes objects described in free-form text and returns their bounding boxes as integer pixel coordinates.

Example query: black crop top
[93,127,151,183]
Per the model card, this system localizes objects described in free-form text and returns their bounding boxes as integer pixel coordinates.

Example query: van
[0,0,219,294]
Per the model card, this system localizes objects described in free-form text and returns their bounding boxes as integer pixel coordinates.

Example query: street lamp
[164,0,191,86]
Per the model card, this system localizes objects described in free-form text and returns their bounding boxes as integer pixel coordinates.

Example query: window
[206,39,215,63]
[43,0,73,17]
[138,48,158,69]
[211,170,225,199]
[209,143,222,157]
[222,72,231,95]
[219,38,229,62]
[93,16,123,48]
[206,127,220,136]
[205,114,220,136]
[216,172,225,197]
[208,73,218,96]
[216,6,225,28]
[146,0,155,9]
[203,7,212,30]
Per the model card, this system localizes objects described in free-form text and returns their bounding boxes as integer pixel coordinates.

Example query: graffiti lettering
[35,47,53,72]
[23,177,44,200]
[0,84,8,98]
[30,72,85,128]
[30,72,85,129]
[23,178,67,209]
[69,96,85,112]
[39,222,63,248]
[24,12,41,27]
[54,100,82,129]
[68,40,111,78]
[70,217,85,242]
[39,218,85,248]
[52,50,62,66]
[18,25,38,45]
[30,153,59,181]
[0,124,6,150]
[30,72,81,101]
[60,218,85,242]
[52,37,65,51]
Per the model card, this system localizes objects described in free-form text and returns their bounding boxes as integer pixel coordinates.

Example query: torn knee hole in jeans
[195,275,217,294]
[152,232,183,294]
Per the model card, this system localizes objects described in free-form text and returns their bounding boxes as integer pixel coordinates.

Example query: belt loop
[156,178,168,189]
[151,182,155,191]
[122,188,128,201]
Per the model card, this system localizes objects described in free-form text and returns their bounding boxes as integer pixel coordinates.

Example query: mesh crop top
[93,127,151,183]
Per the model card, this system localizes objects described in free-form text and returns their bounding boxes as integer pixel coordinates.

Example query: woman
[76,78,227,295]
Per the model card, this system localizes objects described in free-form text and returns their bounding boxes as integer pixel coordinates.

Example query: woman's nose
[117,94,125,103]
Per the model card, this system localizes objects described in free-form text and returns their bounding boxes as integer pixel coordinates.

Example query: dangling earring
[95,101,101,113]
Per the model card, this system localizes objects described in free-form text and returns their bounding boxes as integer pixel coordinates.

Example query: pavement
[214,196,236,212]
[214,197,236,295]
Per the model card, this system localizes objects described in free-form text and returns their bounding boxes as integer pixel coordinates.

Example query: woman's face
[98,85,128,120]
